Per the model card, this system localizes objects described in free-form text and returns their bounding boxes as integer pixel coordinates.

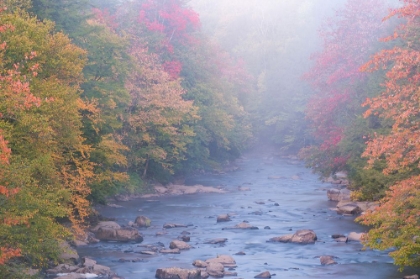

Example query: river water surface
[77,154,420,279]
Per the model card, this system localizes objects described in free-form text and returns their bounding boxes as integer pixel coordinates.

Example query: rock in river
[223,222,258,230]
[206,262,225,277]
[217,214,231,222]
[169,240,191,250]
[95,227,143,243]
[134,215,151,227]
[268,229,317,244]
[320,255,337,265]
[163,223,188,229]
[205,255,236,268]
[255,271,272,278]
[155,267,201,279]
[336,201,361,215]
[204,238,228,244]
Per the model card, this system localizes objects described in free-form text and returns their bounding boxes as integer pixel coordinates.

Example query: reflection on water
[77,155,420,279]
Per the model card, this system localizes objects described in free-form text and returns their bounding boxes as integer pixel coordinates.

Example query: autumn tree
[300,0,391,178]
[0,8,92,273]
[124,41,197,179]
[30,1,134,200]
[119,0,252,175]
[357,0,420,268]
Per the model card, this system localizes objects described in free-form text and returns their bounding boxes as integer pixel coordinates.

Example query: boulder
[223,222,258,230]
[155,267,201,279]
[347,232,366,242]
[204,238,228,244]
[320,255,337,265]
[206,262,225,277]
[180,235,190,242]
[59,241,79,264]
[134,216,151,227]
[205,255,236,268]
[82,257,96,268]
[255,271,272,278]
[336,202,361,215]
[92,264,111,275]
[327,188,352,201]
[404,275,419,279]
[268,229,317,244]
[268,234,293,243]
[291,229,317,243]
[217,214,231,222]
[327,189,341,201]
[91,221,121,232]
[192,259,208,268]
[95,227,143,243]
[200,271,210,279]
[169,240,191,250]
[163,223,188,229]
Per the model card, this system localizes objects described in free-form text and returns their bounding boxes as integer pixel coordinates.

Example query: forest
[0,0,419,277]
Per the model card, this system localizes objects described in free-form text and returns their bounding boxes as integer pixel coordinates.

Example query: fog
[187,0,348,152]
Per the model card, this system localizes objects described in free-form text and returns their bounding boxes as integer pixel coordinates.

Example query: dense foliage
[0,0,252,275]
[1,0,419,274]
[357,0,420,268]
[300,0,420,268]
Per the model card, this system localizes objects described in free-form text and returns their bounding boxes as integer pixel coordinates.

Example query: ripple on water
[76,155,420,279]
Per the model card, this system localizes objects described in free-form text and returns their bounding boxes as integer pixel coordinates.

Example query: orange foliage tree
[0,6,40,265]
[357,0,420,268]
[0,8,93,269]
[124,41,197,178]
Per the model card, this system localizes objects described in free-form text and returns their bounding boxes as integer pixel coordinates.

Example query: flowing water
[77,153,420,279]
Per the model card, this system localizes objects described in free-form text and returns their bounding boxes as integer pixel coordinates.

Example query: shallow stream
[77,154,419,278]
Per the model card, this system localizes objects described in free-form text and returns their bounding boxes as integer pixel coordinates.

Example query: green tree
[0,9,92,273]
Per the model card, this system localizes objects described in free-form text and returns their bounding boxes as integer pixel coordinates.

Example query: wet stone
[204,238,228,244]
[320,255,337,265]
[255,271,271,278]
[163,223,188,229]
[160,249,180,254]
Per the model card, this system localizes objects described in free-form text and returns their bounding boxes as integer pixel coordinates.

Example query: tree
[300,0,391,177]
[0,9,92,271]
[124,41,196,179]
[30,1,134,200]
[120,0,252,174]
[357,0,420,268]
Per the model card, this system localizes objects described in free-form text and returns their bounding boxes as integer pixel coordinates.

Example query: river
[77,153,419,279]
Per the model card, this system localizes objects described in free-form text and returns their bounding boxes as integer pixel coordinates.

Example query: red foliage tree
[301,0,390,175]
[135,0,200,77]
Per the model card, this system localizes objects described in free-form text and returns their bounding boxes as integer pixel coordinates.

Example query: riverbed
[77,153,419,278]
